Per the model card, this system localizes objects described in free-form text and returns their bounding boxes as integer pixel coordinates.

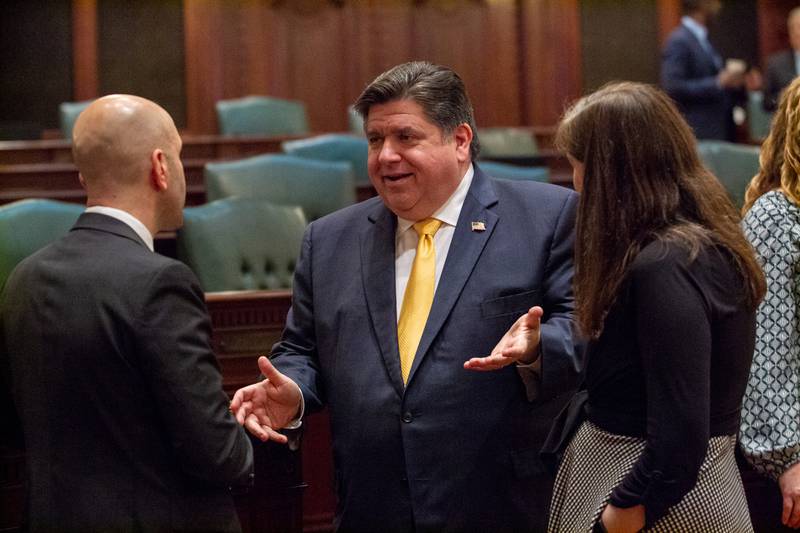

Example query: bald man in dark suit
[0,95,253,532]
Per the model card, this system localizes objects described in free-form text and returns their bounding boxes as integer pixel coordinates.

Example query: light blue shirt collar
[84,206,155,252]
[681,16,709,45]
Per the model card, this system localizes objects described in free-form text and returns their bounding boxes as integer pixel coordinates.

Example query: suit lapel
[360,202,405,397]
[406,168,499,385]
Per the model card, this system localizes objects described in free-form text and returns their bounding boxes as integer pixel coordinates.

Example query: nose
[377,138,401,164]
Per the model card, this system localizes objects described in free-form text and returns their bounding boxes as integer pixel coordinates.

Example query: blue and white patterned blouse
[740,189,800,480]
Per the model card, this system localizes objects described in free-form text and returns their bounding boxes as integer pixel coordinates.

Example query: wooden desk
[0,289,338,533]
[207,290,335,533]
[0,159,208,206]
[0,133,305,165]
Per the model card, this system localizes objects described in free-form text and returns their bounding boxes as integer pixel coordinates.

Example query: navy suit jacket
[0,213,253,532]
[763,49,797,112]
[272,166,580,532]
[661,24,737,141]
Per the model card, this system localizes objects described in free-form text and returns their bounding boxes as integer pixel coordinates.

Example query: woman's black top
[584,239,756,525]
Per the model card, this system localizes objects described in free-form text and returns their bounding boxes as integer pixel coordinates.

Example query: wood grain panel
[520,0,582,125]
[757,0,798,65]
[657,0,681,47]
[183,0,539,134]
[73,0,98,101]
[411,1,521,127]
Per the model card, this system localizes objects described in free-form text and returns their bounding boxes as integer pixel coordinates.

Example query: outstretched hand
[229,356,302,444]
[463,306,543,371]
[780,462,800,528]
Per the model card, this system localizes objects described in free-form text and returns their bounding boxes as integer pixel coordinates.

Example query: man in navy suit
[0,95,254,532]
[661,0,747,140]
[763,7,800,112]
[231,61,580,532]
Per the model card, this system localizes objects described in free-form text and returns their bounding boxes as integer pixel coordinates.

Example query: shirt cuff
[283,380,305,430]
[516,354,542,402]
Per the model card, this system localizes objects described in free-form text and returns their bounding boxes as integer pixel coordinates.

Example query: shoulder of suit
[665,24,692,46]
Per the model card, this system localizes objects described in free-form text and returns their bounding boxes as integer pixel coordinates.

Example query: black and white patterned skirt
[547,421,753,532]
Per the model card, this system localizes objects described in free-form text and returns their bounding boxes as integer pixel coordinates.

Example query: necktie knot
[413,218,442,238]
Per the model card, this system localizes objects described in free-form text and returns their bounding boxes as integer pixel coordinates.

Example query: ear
[150,148,169,192]
[78,173,87,190]
[453,123,473,163]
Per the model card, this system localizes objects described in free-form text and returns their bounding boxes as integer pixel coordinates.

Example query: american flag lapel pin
[471,221,486,232]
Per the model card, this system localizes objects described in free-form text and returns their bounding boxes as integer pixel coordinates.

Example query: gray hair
[354,61,480,160]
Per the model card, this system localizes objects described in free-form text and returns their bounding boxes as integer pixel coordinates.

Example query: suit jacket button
[402,412,413,423]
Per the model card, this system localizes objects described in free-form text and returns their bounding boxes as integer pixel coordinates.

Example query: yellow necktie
[398,217,442,384]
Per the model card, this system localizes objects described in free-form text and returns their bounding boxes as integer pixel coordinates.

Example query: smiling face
[365,98,472,221]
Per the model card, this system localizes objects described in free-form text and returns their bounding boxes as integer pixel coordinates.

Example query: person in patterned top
[739,75,800,532]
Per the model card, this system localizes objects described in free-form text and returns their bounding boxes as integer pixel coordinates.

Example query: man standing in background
[661,0,752,140]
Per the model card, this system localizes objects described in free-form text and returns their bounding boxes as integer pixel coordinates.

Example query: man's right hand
[230,356,302,444]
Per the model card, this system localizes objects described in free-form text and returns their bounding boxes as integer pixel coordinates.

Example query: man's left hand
[463,306,543,371]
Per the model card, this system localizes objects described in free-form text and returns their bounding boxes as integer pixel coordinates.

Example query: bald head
[73,95,186,234]
[73,95,178,190]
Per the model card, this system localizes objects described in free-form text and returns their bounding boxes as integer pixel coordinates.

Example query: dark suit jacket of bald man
[272,165,580,532]
[0,213,253,532]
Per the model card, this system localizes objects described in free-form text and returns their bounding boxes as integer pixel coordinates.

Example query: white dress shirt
[84,206,154,252]
[393,164,541,397]
[394,165,474,317]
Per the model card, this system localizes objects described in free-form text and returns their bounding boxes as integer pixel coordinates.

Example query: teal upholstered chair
[59,100,93,139]
[204,153,355,221]
[0,199,84,288]
[177,197,306,292]
[282,134,370,185]
[747,91,773,143]
[215,96,309,136]
[348,105,363,136]
[478,161,549,182]
[697,140,760,208]
[478,127,539,158]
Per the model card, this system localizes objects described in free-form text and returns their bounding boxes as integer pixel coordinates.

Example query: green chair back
[0,199,83,289]
[59,100,93,140]
[747,91,773,143]
[282,134,370,185]
[697,140,760,208]
[478,127,538,158]
[177,197,306,292]
[215,96,309,136]
[478,161,549,182]
[204,153,355,221]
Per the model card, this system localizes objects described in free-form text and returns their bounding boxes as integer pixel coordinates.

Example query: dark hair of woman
[742,76,800,213]
[555,81,766,338]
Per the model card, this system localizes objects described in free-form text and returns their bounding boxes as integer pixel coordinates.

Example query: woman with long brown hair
[546,82,765,532]
[739,76,800,532]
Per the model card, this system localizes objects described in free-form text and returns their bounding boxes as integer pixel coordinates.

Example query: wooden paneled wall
[182,0,582,133]
[5,0,798,139]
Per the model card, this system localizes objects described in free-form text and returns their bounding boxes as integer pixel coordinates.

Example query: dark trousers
[737,447,796,533]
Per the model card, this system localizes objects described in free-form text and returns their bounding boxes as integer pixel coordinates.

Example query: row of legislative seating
[59,96,317,140]
[0,140,757,293]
